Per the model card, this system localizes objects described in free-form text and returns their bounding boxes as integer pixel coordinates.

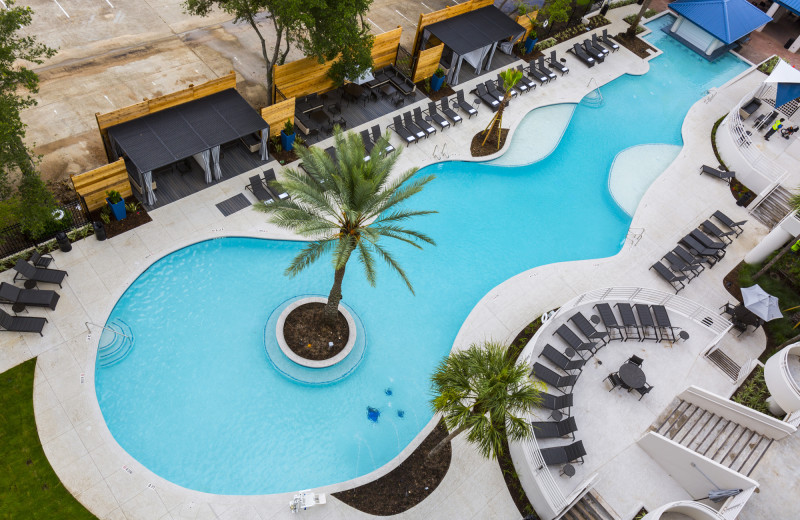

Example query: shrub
[534,38,557,52]
[609,0,637,7]
[758,55,781,74]
[106,189,122,204]
[644,8,657,18]
[731,366,772,416]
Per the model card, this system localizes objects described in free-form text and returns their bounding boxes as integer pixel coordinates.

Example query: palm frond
[370,241,414,294]
[356,240,377,287]
[286,239,336,277]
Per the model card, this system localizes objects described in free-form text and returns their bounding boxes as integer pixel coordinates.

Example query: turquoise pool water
[95,15,749,495]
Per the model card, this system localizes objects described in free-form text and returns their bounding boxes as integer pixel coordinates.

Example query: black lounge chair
[712,210,746,236]
[605,371,625,391]
[594,303,625,341]
[413,107,436,137]
[0,282,59,310]
[569,312,608,345]
[540,392,573,412]
[426,102,450,130]
[440,98,463,125]
[540,440,586,465]
[590,34,610,56]
[674,245,713,269]
[13,260,67,288]
[634,304,659,341]
[700,165,734,184]
[527,61,550,84]
[582,40,605,62]
[680,235,724,261]
[539,344,586,373]
[601,29,619,51]
[246,175,274,203]
[615,303,641,341]
[498,73,520,97]
[360,130,376,154]
[455,90,478,118]
[391,115,418,145]
[475,84,500,109]
[516,64,537,91]
[403,112,428,140]
[568,43,595,67]
[690,229,726,250]
[650,261,687,294]
[635,382,654,400]
[626,355,644,367]
[371,125,396,155]
[30,251,54,268]
[531,362,578,392]
[485,80,505,102]
[548,50,569,75]
[662,251,701,279]
[554,324,599,356]
[531,417,578,439]
[536,57,557,81]
[701,219,735,244]
[263,169,289,200]
[651,305,678,342]
[0,308,47,335]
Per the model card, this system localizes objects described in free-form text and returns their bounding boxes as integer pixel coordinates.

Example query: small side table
[590,315,601,325]
[560,464,575,478]
[678,330,690,342]
[564,347,577,359]
[23,280,36,289]
[12,302,26,314]
[550,409,563,422]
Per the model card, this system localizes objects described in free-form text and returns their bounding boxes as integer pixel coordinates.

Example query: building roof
[424,6,525,56]
[774,0,800,16]
[670,0,773,44]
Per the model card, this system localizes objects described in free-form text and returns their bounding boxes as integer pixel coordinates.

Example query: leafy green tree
[183,0,374,103]
[481,68,522,150]
[254,129,436,322]
[429,341,544,458]
[539,0,572,37]
[17,170,57,239]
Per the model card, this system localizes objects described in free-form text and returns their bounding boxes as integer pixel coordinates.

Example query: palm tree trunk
[777,333,800,351]
[428,424,467,457]
[481,93,510,147]
[626,0,652,37]
[753,234,800,280]
[325,265,347,323]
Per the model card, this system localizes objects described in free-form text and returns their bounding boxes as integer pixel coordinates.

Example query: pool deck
[1,8,797,520]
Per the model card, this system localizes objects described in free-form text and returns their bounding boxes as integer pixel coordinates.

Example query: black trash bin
[600,1,609,15]
[93,221,107,241]
[55,231,72,252]
[785,38,795,50]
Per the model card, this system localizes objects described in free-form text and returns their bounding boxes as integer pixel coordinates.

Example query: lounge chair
[539,344,586,373]
[615,303,641,341]
[690,229,726,250]
[635,382,654,400]
[426,102,450,130]
[569,312,609,345]
[360,130,376,154]
[371,125,396,155]
[582,40,605,62]
[390,115,417,145]
[403,112,428,140]
[455,90,479,118]
[601,29,619,51]
[0,308,47,335]
[650,261,687,294]
[651,305,678,342]
[0,282,59,310]
[30,251,53,268]
[701,219,735,244]
[537,57,557,81]
[540,392,573,412]
[475,84,500,109]
[548,50,569,75]
[485,80,505,102]
[591,34,610,56]
[554,324,599,356]
[531,362,578,392]
[263,168,290,200]
[634,304,659,341]
[498,73,520,97]
[712,210,746,236]
[531,417,578,439]
[516,64,537,91]
[13,260,67,288]
[594,303,625,341]
[540,440,586,465]
[699,165,734,184]
[568,43,595,67]
[439,98,463,125]
[412,107,436,137]
[527,61,550,84]
[662,251,701,279]
[246,175,274,203]
[680,235,725,261]
[674,245,713,269]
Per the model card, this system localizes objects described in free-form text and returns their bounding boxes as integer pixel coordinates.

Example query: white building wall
[673,17,719,50]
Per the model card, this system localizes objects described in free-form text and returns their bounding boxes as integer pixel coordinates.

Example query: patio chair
[674,245,713,269]
[485,80,505,102]
[515,65,537,91]
[701,219,735,244]
[413,107,436,137]
[662,251,701,279]
[605,371,625,391]
[527,61,550,84]
[440,98,463,124]
[615,303,641,341]
[531,362,577,393]
[569,312,608,345]
[540,392,573,412]
[594,303,625,341]
[360,130,376,154]
[635,382,653,400]
[0,282,59,310]
[263,169,290,200]
[650,261,687,294]
[531,417,578,439]
[426,102,450,130]
[371,125,396,155]
[568,43,595,68]
[0,308,47,335]
[601,29,619,51]
[30,251,54,268]
[581,40,605,62]
[626,355,644,367]
[712,210,746,236]
[651,305,678,342]
[455,90,479,118]
[498,73,520,97]
[634,304,659,341]
[475,84,501,109]
[539,344,586,373]
[403,112,428,140]
[548,50,569,75]
[13,260,67,288]
[540,440,586,465]
[537,57,557,81]
[554,324,599,356]
[699,165,735,184]
[246,175,274,203]
[720,302,737,317]
[690,229,726,250]
[591,34,610,56]
[390,115,418,145]
[680,235,725,261]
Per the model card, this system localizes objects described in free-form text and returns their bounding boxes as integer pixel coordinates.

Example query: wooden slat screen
[260,98,296,138]
[412,0,494,54]
[412,44,444,83]
[70,159,132,212]
[515,12,538,41]
[372,27,403,70]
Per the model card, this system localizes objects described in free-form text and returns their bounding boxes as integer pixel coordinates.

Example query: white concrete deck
[2,7,799,520]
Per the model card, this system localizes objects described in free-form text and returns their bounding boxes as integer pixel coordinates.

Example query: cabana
[418,6,525,85]
[106,89,269,206]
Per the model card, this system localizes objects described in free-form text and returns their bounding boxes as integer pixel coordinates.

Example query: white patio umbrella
[741,284,783,321]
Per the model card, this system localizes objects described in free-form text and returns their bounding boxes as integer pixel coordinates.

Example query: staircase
[651,399,772,477]
[581,88,604,108]
[96,319,135,367]
[705,348,741,381]
[750,185,792,229]
[560,490,620,520]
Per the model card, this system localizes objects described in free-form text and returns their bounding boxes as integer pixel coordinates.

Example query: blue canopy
[670,0,773,44]
[774,0,800,16]
[776,84,800,108]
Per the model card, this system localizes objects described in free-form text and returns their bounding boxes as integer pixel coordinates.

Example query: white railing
[718,486,756,520]
[735,359,759,387]
[784,410,800,427]
[519,435,569,513]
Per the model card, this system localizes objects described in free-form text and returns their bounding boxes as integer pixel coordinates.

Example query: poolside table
[619,362,646,390]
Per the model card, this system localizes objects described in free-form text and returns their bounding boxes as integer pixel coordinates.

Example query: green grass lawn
[0,359,97,519]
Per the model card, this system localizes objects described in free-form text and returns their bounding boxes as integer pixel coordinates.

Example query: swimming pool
[95,15,749,495]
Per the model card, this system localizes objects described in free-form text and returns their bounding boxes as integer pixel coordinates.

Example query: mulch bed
[88,197,152,240]
[614,31,657,59]
[471,128,509,157]
[730,178,755,207]
[417,82,456,103]
[283,302,348,360]
[268,140,299,165]
[332,419,452,515]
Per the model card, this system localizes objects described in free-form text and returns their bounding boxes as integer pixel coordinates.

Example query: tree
[481,68,522,150]
[183,0,374,104]
[0,1,56,200]
[254,129,436,322]
[539,0,572,37]
[626,0,652,37]
[429,341,544,458]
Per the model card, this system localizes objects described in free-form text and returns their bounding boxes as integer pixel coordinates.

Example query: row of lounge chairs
[594,302,679,343]
[568,30,618,68]
[389,97,468,144]
[247,168,289,203]
[0,259,70,335]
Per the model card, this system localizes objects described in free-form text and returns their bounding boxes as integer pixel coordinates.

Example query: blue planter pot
[280,130,296,152]
[524,37,538,54]
[107,198,126,221]
[430,74,445,92]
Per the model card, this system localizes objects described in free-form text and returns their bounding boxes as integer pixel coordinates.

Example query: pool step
[97,318,135,367]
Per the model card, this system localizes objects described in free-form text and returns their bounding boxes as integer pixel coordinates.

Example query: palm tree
[254,129,437,323]
[481,68,523,150]
[626,0,652,37]
[428,341,544,458]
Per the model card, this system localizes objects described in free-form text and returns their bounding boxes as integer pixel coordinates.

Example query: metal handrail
[85,321,132,340]
[727,88,787,183]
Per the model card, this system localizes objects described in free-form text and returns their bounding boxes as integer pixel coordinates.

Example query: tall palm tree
[254,129,437,322]
[428,341,544,458]
[626,0,652,37]
[481,68,523,150]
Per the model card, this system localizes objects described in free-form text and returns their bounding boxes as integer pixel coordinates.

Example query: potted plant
[106,190,126,221]
[524,30,538,54]
[280,119,296,152]
[430,68,446,92]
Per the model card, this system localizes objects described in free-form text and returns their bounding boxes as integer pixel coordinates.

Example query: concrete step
[560,491,619,520]
[706,348,741,380]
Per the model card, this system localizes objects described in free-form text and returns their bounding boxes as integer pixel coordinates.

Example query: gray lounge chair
[485,80,505,102]
[582,40,605,62]
[426,102,450,130]
[263,169,289,200]
[0,308,47,335]
[527,61,550,84]
[413,107,436,137]
[360,130,376,154]
[475,84,500,109]
[634,304,659,341]
[13,260,67,288]
[540,440,586,465]
[403,112,428,140]
[700,165,734,183]
[0,282,59,310]
[540,392,573,412]
[712,210,746,236]
[615,303,641,341]
[651,305,678,342]
[391,115,418,145]
[30,251,53,268]
[650,261,687,294]
[539,344,586,373]
[531,417,578,439]
[371,125,396,155]
[531,362,578,392]
[440,98,463,124]
[246,175,274,203]
[674,245,713,268]
[601,29,619,51]
[568,43,595,67]
[554,324,599,356]
[537,57,557,81]
[455,90,478,118]
[594,303,625,341]
[569,312,609,345]
[680,235,725,261]
[690,229,726,250]
[701,219,735,244]
[548,50,569,75]
[515,64,537,91]
[591,34,610,56]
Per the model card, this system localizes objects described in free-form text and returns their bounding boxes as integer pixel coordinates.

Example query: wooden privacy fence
[412,44,444,83]
[71,159,132,213]
[260,98,296,138]
[516,12,539,41]
[412,0,494,54]
[273,27,403,102]
[95,72,237,160]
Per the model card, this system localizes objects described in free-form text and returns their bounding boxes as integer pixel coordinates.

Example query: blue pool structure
[95,14,750,495]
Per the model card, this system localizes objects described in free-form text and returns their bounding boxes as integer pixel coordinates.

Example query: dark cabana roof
[424,6,525,56]
[108,89,267,174]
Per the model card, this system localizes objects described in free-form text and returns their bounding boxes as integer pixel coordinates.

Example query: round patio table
[619,363,646,389]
